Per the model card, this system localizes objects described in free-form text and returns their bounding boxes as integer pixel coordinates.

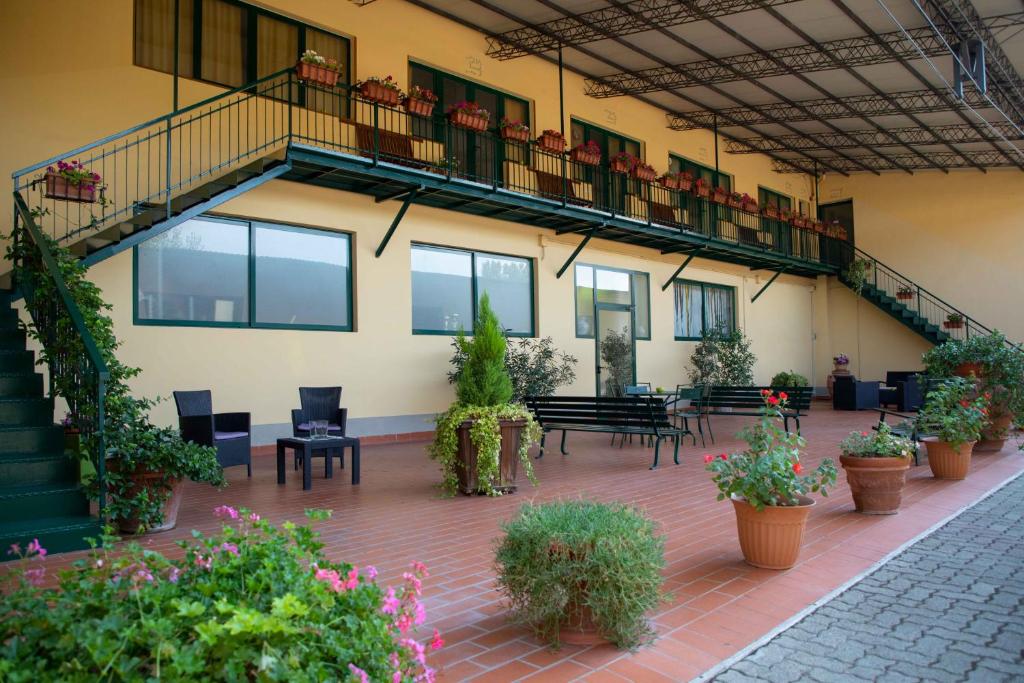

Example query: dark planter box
[455,418,525,495]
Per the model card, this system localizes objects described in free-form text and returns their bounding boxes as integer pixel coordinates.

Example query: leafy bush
[839,423,916,458]
[0,507,441,682]
[705,390,836,510]
[770,370,809,388]
[922,332,1024,418]
[494,500,665,649]
[449,336,577,403]
[916,378,990,452]
[689,328,756,386]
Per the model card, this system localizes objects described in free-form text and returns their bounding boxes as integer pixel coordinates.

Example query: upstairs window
[758,186,792,212]
[669,154,732,192]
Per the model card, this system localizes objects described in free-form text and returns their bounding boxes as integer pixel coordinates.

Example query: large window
[758,186,792,212]
[136,216,352,330]
[134,0,350,92]
[673,280,735,341]
[669,154,732,192]
[411,245,534,336]
[575,264,651,340]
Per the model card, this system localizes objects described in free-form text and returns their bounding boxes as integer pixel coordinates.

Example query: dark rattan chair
[173,390,252,477]
[290,386,349,471]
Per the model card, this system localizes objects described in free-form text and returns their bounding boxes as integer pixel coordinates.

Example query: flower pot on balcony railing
[499,117,530,143]
[812,221,826,234]
[791,215,809,229]
[763,203,781,220]
[609,152,635,175]
[944,313,965,330]
[570,141,601,166]
[631,162,657,183]
[43,161,102,203]
[657,173,680,190]
[358,76,403,107]
[896,286,914,301]
[726,191,744,209]
[536,130,566,154]
[295,50,342,88]
[740,193,758,213]
[403,85,437,117]
[693,179,710,198]
[447,102,490,133]
[710,187,729,205]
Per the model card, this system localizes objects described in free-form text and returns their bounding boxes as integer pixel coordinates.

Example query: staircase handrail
[12,190,110,514]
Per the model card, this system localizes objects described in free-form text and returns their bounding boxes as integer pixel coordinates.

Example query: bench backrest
[525,395,673,431]
[706,385,813,412]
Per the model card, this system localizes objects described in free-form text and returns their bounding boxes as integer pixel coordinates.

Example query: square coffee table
[276,436,361,491]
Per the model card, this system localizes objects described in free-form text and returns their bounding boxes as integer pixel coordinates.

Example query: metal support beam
[661,252,699,291]
[751,269,787,303]
[374,185,421,204]
[555,229,595,279]
[374,188,418,258]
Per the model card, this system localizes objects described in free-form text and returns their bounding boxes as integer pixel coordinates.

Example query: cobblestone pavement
[710,473,1024,683]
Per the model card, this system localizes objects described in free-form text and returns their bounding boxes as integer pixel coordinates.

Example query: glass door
[595,304,635,396]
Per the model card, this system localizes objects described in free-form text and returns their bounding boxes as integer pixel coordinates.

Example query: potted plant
[896,284,914,301]
[838,424,916,514]
[944,312,965,330]
[403,84,438,117]
[827,353,852,400]
[740,193,758,212]
[917,378,989,480]
[499,117,530,142]
[631,160,657,182]
[763,201,781,220]
[726,191,744,209]
[657,172,681,190]
[711,185,729,205]
[769,370,809,389]
[845,258,873,296]
[1,508,441,681]
[570,140,601,166]
[693,177,710,198]
[43,160,104,203]
[676,170,694,192]
[537,129,566,153]
[429,295,540,496]
[495,500,665,648]
[608,151,635,175]
[449,336,577,404]
[357,75,403,106]
[295,50,342,88]
[790,213,809,229]
[706,390,836,569]
[447,101,490,132]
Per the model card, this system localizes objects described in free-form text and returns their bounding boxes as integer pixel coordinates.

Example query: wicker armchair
[291,387,348,438]
[172,390,252,476]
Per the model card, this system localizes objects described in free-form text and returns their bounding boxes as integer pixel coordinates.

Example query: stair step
[0,396,54,427]
[0,514,101,560]
[0,483,90,524]
[0,328,26,348]
[0,425,63,454]
[0,453,80,487]
[0,308,17,329]
[0,373,43,398]
[0,350,34,373]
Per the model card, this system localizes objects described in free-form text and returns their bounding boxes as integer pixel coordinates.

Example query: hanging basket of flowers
[569,140,601,166]
[357,75,403,107]
[536,129,566,154]
[609,151,635,175]
[403,85,437,117]
[447,101,490,132]
[631,161,657,183]
[499,117,530,142]
[295,50,342,88]
[43,161,103,203]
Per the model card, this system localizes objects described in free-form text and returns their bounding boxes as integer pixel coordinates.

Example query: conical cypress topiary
[455,293,513,407]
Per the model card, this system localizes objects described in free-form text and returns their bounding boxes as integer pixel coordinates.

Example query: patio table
[276,436,361,491]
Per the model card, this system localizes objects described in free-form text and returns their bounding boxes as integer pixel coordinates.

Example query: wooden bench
[525,395,691,470]
[705,386,813,434]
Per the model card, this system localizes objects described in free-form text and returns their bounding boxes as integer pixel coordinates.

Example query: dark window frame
[668,153,732,192]
[133,214,354,332]
[672,278,737,341]
[574,263,651,341]
[758,185,792,211]
[411,243,536,338]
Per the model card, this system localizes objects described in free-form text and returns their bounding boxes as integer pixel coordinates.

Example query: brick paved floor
[13,407,1024,681]
[710,472,1024,683]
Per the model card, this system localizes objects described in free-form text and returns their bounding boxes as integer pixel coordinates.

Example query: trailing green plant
[429,294,540,496]
[839,423,916,459]
[845,258,873,295]
[600,326,633,396]
[494,500,666,649]
[705,390,836,510]
[449,336,577,403]
[0,507,441,682]
[916,377,990,453]
[922,332,1024,418]
[770,370,809,388]
[688,327,756,386]
[8,220,223,532]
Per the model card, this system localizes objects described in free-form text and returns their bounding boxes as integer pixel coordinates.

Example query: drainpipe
[558,43,564,137]
[173,0,180,111]
[713,114,719,187]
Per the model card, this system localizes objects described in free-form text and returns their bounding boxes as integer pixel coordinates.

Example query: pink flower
[194,554,212,570]
[402,638,427,666]
[364,565,378,580]
[26,538,46,558]
[8,543,20,556]
[413,600,427,626]
[217,542,239,556]
[24,567,45,587]
[703,454,714,464]
[861,431,869,437]
[411,560,429,577]
[381,586,400,614]
[247,512,261,522]
[315,567,344,593]
[168,567,181,583]
[213,505,239,520]
[348,664,370,683]
[403,571,423,595]
[396,613,413,635]
[430,629,444,650]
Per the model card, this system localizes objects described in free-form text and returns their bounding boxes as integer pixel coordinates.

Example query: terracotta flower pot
[295,61,339,88]
[570,148,600,166]
[742,201,759,213]
[113,469,185,534]
[537,133,565,153]
[455,418,525,494]
[923,437,975,480]
[557,600,610,646]
[896,292,914,301]
[977,413,1013,452]
[45,172,96,203]
[448,110,488,132]
[631,167,657,182]
[953,361,983,377]
[658,176,681,190]
[839,455,912,515]
[726,197,743,209]
[500,126,529,142]
[360,81,401,106]
[609,158,632,175]
[678,177,693,192]
[730,495,813,570]
[944,320,964,330]
[404,97,435,117]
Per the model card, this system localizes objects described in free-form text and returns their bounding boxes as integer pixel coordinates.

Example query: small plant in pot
[944,312,964,330]
[916,377,989,480]
[403,84,438,117]
[429,295,540,496]
[570,140,601,166]
[43,160,106,204]
[838,424,916,514]
[495,500,665,648]
[499,117,530,142]
[706,390,836,569]
[896,284,914,301]
[770,370,808,390]
[356,75,403,106]
[295,49,342,88]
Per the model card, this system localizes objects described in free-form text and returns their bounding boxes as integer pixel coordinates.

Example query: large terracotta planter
[953,361,983,378]
[923,437,975,480]
[730,495,813,570]
[455,418,525,494]
[839,455,912,515]
[977,414,1013,452]
[113,468,185,534]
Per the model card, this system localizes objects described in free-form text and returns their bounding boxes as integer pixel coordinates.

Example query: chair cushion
[214,431,249,441]
[297,422,342,431]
